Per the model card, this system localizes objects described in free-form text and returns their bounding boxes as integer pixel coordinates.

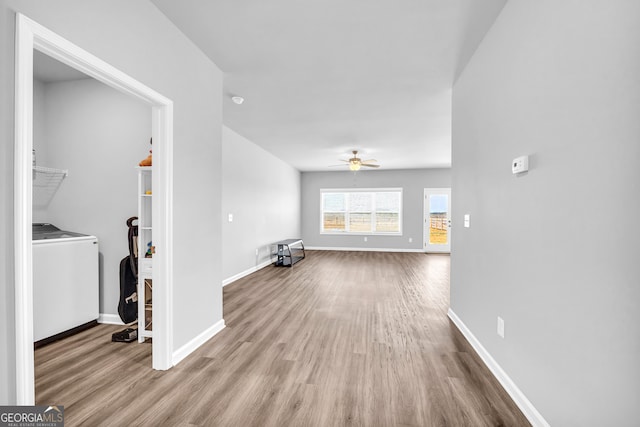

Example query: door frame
[423,188,451,253]
[14,13,174,405]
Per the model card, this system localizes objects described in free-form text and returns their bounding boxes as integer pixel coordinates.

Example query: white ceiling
[33,2,507,172]
[158,1,506,171]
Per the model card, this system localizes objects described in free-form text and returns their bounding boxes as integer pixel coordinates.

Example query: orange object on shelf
[139,137,153,166]
[139,152,152,167]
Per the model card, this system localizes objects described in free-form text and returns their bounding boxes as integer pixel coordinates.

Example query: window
[321,188,402,234]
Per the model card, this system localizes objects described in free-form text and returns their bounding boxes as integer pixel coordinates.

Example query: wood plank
[35,251,530,426]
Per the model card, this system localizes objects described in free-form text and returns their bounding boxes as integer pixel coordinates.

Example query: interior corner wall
[221,126,301,282]
[451,1,640,426]
[35,78,149,318]
[301,169,451,250]
[0,0,223,403]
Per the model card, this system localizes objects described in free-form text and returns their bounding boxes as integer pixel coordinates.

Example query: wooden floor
[36,251,530,426]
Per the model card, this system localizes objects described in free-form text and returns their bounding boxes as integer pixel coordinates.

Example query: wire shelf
[33,166,68,207]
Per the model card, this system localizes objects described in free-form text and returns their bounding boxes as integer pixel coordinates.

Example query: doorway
[424,188,451,253]
[14,13,174,405]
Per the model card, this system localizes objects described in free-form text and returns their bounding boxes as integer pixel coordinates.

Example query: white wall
[222,126,301,283]
[34,78,149,317]
[301,168,451,250]
[32,78,47,221]
[451,1,640,425]
[0,0,224,403]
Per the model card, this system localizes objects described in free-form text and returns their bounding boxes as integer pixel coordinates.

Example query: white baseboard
[447,309,550,427]
[305,246,424,253]
[222,259,273,287]
[98,313,124,325]
[172,319,226,366]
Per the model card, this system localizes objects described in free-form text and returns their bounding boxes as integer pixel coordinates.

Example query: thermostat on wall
[512,155,529,174]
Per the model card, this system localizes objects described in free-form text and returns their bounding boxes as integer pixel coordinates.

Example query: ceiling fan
[330,150,380,171]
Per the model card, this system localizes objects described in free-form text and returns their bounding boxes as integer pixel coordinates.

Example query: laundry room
[32,50,150,346]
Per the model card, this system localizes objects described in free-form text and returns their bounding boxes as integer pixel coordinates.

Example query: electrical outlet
[364,236,368,242]
[409,237,413,243]
[497,316,505,338]
[255,248,259,256]
[512,155,529,174]
[228,213,233,222]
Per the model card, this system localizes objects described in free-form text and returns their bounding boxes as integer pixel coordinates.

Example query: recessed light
[231,96,244,105]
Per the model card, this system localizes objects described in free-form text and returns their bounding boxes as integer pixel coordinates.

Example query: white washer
[32,223,99,342]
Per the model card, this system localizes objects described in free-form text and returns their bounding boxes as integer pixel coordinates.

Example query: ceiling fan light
[349,162,361,171]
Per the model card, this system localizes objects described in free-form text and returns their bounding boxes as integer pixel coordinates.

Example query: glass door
[424,188,451,253]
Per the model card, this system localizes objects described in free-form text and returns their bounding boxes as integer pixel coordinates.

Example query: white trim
[320,187,403,193]
[151,102,174,371]
[97,314,125,325]
[14,13,175,404]
[222,259,273,287]
[320,231,403,236]
[305,246,424,253]
[447,309,550,427]
[14,14,35,405]
[172,319,226,366]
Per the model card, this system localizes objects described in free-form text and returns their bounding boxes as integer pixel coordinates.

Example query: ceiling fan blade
[361,163,380,168]
[362,159,377,163]
[328,164,348,167]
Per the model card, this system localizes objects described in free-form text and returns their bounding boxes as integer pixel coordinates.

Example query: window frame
[320,188,403,235]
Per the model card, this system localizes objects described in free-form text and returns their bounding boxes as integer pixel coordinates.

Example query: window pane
[348,192,372,212]
[321,189,402,235]
[376,213,399,232]
[323,193,345,211]
[375,192,400,212]
[323,213,345,231]
[429,194,448,244]
[349,213,372,232]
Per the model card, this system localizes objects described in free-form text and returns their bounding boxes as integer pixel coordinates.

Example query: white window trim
[320,188,403,235]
